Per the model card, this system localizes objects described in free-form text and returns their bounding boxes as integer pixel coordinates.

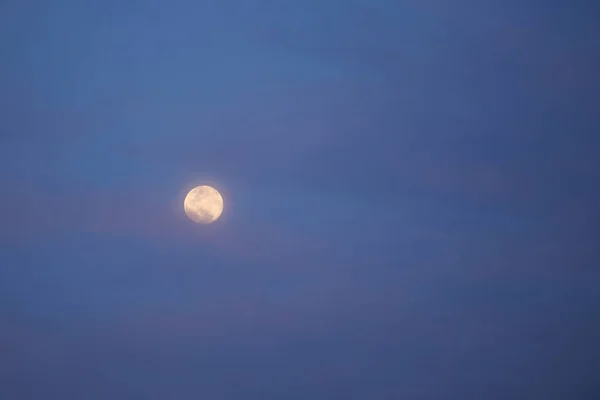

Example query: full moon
[183,185,224,224]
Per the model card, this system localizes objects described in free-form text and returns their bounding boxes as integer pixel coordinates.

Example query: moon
[183,185,224,224]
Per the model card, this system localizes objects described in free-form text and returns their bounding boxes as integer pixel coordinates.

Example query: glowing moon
[183,185,224,224]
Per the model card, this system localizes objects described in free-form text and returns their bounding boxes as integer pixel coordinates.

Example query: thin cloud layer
[1,0,599,398]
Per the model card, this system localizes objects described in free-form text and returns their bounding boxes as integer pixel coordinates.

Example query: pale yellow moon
[183,185,224,224]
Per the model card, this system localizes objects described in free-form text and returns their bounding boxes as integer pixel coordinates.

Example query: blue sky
[1,0,599,398]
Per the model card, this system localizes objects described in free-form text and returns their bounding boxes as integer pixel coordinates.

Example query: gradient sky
[1,1,599,398]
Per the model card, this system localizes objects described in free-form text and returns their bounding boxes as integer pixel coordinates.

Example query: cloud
[0,184,329,268]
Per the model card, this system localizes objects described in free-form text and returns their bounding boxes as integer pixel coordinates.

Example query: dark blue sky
[1,1,599,398]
